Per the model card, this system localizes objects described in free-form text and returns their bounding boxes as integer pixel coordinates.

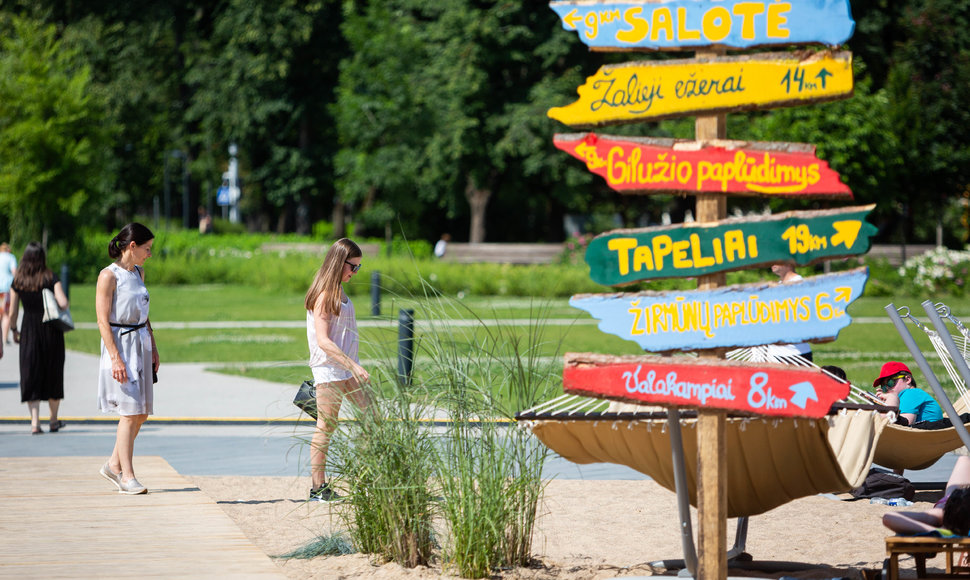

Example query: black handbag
[293,380,317,419]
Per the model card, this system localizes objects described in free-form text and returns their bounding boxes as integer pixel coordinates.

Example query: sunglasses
[344,260,362,273]
[880,374,907,392]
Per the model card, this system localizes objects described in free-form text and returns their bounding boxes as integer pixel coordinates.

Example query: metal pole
[666,409,698,575]
[397,308,414,386]
[182,154,190,230]
[59,264,69,299]
[920,300,970,449]
[163,156,171,228]
[370,271,381,316]
[885,303,970,452]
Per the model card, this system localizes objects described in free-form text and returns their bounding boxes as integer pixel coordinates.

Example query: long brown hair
[304,238,362,315]
[12,242,53,292]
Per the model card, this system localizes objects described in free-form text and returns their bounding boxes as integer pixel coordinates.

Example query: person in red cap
[873,361,943,426]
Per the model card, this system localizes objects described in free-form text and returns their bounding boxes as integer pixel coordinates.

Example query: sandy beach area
[187,475,942,579]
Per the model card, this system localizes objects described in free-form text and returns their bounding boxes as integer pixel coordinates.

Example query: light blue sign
[550,0,855,51]
[570,267,868,352]
[216,185,230,207]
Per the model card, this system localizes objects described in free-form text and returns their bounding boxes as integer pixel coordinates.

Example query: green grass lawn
[62,283,970,402]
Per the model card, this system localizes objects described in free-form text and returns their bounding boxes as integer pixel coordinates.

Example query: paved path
[0,456,284,578]
[0,342,302,422]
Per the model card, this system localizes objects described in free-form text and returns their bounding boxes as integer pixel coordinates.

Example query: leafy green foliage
[0,15,115,244]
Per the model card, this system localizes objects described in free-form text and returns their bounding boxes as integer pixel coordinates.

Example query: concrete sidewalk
[0,342,304,422]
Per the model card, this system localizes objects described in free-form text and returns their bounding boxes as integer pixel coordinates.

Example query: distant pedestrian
[198,206,213,235]
[8,242,68,434]
[96,223,157,495]
[771,263,813,363]
[305,238,371,502]
[434,233,451,258]
[0,242,17,344]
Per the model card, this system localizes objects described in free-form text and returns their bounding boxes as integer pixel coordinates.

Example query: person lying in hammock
[883,455,970,537]
[874,361,944,427]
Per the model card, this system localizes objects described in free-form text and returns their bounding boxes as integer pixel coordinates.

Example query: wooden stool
[885,536,970,579]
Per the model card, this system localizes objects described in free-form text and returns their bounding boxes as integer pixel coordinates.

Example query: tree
[186,0,345,233]
[0,14,115,244]
[335,0,602,243]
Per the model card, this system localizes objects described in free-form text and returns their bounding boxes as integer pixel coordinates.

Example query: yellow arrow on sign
[563,8,582,29]
[835,286,853,303]
[830,220,862,249]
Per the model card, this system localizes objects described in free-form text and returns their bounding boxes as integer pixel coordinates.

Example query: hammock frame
[886,302,970,454]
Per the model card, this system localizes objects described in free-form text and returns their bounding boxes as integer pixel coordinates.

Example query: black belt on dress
[110,322,147,336]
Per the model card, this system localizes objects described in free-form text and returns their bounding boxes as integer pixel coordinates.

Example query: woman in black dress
[8,242,68,434]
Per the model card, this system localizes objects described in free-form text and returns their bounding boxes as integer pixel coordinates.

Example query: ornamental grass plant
[323,279,561,577]
[326,377,438,567]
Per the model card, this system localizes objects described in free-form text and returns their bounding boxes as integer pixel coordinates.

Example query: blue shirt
[0,252,16,293]
[899,387,944,424]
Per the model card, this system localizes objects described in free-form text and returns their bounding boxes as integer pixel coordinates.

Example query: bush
[43,228,966,300]
[899,246,970,296]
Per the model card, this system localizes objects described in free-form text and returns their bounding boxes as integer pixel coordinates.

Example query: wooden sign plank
[586,205,877,285]
[563,352,850,418]
[553,133,852,198]
[549,0,855,51]
[548,51,853,127]
[569,267,868,351]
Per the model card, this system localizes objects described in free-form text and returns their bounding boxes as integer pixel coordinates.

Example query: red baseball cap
[873,361,912,387]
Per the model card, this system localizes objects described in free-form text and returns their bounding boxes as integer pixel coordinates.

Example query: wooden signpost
[553,133,853,198]
[585,205,877,284]
[545,1,859,577]
[563,353,850,419]
[549,0,855,51]
[548,51,853,127]
[570,267,867,351]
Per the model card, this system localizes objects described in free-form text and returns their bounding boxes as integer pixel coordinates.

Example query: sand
[187,475,946,579]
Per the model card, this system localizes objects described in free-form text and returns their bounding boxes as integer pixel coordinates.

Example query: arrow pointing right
[830,220,863,248]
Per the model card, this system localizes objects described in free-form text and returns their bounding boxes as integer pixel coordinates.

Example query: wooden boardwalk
[0,456,284,578]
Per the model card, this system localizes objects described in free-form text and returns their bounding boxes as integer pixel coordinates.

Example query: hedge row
[42,229,924,298]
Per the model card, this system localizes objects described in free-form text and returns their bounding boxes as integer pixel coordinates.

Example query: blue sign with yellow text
[550,0,855,51]
[570,268,867,352]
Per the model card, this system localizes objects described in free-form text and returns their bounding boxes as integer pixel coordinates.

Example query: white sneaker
[118,477,147,495]
[99,461,122,491]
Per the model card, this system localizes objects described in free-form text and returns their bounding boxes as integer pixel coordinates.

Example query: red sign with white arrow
[563,352,850,419]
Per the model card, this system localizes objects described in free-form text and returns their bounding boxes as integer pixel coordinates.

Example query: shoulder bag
[293,380,317,419]
[41,288,75,332]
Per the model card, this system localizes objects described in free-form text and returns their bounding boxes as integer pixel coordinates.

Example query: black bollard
[397,308,415,386]
[60,263,70,298]
[371,271,381,316]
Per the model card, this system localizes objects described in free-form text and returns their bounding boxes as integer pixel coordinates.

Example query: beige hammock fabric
[873,395,970,471]
[874,424,967,471]
[527,409,889,518]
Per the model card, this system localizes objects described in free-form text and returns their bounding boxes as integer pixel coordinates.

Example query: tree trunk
[333,202,346,239]
[465,177,491,243]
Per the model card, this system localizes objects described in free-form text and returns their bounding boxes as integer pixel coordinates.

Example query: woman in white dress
[96,223,158,495]
[305,238,370,502]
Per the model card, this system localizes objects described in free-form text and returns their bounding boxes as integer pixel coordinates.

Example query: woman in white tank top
[304,238,370,502]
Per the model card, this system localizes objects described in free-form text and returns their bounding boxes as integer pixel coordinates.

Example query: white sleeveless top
[307,292,358,383]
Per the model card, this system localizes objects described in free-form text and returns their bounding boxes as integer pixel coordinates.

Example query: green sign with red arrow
[586,205,877,286]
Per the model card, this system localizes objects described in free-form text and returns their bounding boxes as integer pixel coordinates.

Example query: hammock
[520,393,888,518]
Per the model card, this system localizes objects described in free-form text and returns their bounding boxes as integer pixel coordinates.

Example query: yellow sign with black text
[548,51,853,127]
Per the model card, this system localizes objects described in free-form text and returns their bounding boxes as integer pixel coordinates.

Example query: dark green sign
[586,205,877,286]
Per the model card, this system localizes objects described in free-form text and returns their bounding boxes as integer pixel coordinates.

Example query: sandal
[49,420,65,433]
[31,427,43,435]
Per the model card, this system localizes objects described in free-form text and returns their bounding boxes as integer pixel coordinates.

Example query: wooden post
[695,48,728,580]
